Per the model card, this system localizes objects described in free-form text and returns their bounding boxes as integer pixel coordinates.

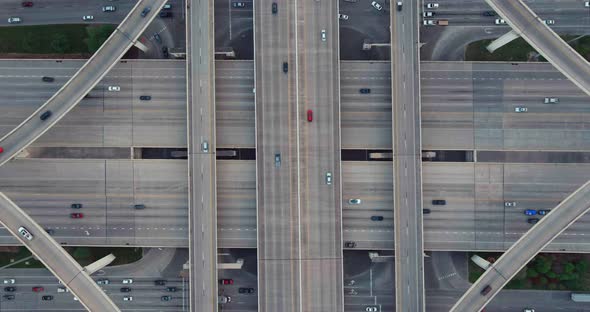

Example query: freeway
[0,193,120,312]
[450,180,590,312]
[0,0,169,167]
[484,0,590,96]
[296,0,344,310]
[186,0,218,310]
[391,0,425,311]
[254,1,301,311]
[0,159,188,247]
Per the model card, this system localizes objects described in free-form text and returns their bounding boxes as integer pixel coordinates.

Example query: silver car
[504,201,516,207]
[325,172,332,185]
[544,97,558,104]
[7,17,22,24]
[514,107,528,113]
[18,227,33,241]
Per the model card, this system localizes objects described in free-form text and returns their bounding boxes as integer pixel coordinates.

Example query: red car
[70,213,84,219]
[32,286,44,292]
[0,146,4,153]
[219,279,233,285]
[22,1,33,7]
[307,109,313,122]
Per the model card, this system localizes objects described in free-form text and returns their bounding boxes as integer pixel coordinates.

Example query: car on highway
[153,33,162,43]
[359,88,371,94]
[515,107,528,113]
[4,287,16,292]
[524,308,535,312]
[123,296,133,301]
[218,295,231,304]
[102,5,116,12]
[432,199,446,205]
[3,294,14,300]
[325,172,332,185]
[482,11,496,16]
[71,203,83,209]
[82,15,94,21]
[201,140,209,152]
[275,153,281,168]
[239,287,255,294]
[423,11,434,17]
[134,204,145,210]
[70,213,84,219]
[165,287,177,292]
[139,95,152,101]
[423,208,431,214]
[544,19,555,25]
[161,295,172,301]
[348,198,362,205]
[32,286,44,292]
[0,147,3,153]
[97,279,110,285]
[140,7,151,17]
[321,29,327,41]
[154,280,167,286]
[586,1,590,7]
[219,278,233,285]
[122,279,133,284]
[480,285,492,295]
[504,201,517,207]
[527,218,539,224]
[283,62,288,73]
[495,18,506,25]
[22,2,33,7]
[371,216,384,221]
[338,14,349,20]
[40,110,52,121]
[18,227,33,241]
[107,85,120,92]
[397,1,402,11]
[42,295,53,301]
[426,3,439,8]
[8,17,22,24]
[544,97,559,104]
[272,2,278,14]
[42,76,54,82]
[233,2,246,8]
[524,209,537,216]
[159,11,172,18]
[538,210,550,216]
[3,279,15,284]
[423,20,436,26]
[344,241,357,248]
[45,229,54,235]
[57,286,68,293]
[120,287,131,292]
[162,46,169,58]
[163,3,172,9]
[371,1,383,11]
[366,306,378,312]
[307,109,313,122]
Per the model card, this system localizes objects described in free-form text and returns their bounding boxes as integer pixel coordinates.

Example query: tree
[565,262,576,274]
[527,268,539,278]
[72,247,91,259]
[535,256,552,274]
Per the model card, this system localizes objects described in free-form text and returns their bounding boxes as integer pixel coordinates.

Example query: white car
[366,307,378,312]
[82,15,94,21]
[426,3,439,9]
[107,85,120,92]
[325,172,332,185]
[123,296,133,301]
[338,14,349,20]
[7,17,22,24]
[544,97,559,104]
[102,5,116,12]
[544,19,555,25]
[495,18,506,25]
[523,309,535,312]
[371,1,383,11]
[57,286,69,293]
[3,279,15,284]
[97,279,110,285]
[321,29,327,41]
[515,107,528,113]
[73,296,78,301]
[586,1,589,7]
[504,201,516,207]
[122,279,133,284]
[18,227,33,241]
[423,11,434,17]
[423,20,436,26]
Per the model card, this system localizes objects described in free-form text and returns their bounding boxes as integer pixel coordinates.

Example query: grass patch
[0,24,115,55]
[66,247,143,266]
[0,247,44,268]
[465,35,590,62]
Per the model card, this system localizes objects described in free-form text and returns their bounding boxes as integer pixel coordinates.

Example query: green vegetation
[0,24,115,55]
[0,247,43,268]
[465,35,590,62]
[66,247,143,266]
[469,252,590,291]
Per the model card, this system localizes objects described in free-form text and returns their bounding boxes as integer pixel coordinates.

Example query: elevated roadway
[0,193,120,312]
[450,180,590,312]
[484,0,590,96]
[186,0,218,311]
[0,0,169,167]
[391,1,425,311]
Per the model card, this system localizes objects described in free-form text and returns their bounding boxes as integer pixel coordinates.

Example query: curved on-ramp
[450,180,590,312]
[484,0,590,97]
[0,0,169,168]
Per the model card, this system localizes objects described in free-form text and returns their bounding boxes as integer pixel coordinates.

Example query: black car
[42,76,54,82]
[422,208,431,214]
[140,7,151,17]
[3,294,14,300]
[480,285,492,295]
[154,280,167,286]
[139,95,152,101]
[528,218,539,224]
[370,216,384,221]
[482,11,496,16]
[159,11,172,18]
[120,287,131,293]
[271,2,278,14]
[432,199,446,205]
[71,203,83,209]
[134,204,145,210]
[162,46,169,58]
[45,229,55,235]
[42,295,53,301]
[40,110,52,121]
[4,287,16,292]
[239,287,255,294]
[359,88,371,94]
[344,241,356,248]
[282,62,288,73]
[165,287,177,292]
[161,295,171,301]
